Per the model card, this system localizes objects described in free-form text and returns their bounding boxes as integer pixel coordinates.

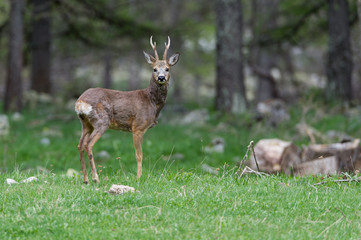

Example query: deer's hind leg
[85,125,108,183]
[78,122,92,184]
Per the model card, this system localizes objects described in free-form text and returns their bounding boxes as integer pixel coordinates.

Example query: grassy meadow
[1,103,361,239]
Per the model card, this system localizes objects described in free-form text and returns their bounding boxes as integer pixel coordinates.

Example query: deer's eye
[165,68,169,72]
[153,68,157,72]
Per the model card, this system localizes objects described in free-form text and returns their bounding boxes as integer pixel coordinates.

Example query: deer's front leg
[133,131,144,179]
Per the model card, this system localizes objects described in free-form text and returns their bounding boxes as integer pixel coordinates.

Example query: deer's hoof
[93,178,100,184]
[83,180,89,184]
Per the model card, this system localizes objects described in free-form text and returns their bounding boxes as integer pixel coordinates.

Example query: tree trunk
[255,50,278,102]
[357,0,361,49]
[215,0,247,113]
[326,0,353,102]
[127,0,142,91]
[30,0,52,93]
[103,54,112,89]
[103,0,115,89]
[4,0,24,112]
[251,0,279,103]
[127,45,142,90]
[167,0,184,104]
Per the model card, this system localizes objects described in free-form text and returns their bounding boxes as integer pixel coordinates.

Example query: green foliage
[266,0,328,46]
[0,1,9,25]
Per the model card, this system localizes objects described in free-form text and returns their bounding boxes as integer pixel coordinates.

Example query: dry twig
[314,176,361,186]
[237,141,264,178]
[238,166,270,178]
[239,140,259,170]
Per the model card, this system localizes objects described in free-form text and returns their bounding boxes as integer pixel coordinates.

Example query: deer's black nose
[158,76,165,82]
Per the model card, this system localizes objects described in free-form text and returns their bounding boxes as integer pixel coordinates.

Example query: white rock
[21,176,38,183]
[201,164,219,175]
[107,184,135,195]
[6,178,19,185]
[178,109,209,125]
[40,137,51,145]
[204,137,225,153]
[172,153,185,160]
[11,112,23,121]
[66,168,79,177]
[95,150,110,161]
[42,128,63,137]
[162,153,185,161]
[256,99,290,126]
[0,115,10,137]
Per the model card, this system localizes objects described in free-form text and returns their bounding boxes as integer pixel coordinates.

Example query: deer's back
[75,88,157,132]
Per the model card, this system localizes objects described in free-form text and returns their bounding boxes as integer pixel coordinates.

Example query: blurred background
[0,0,360,113]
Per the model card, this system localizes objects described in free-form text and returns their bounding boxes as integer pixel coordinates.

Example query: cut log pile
[250,138,361,176]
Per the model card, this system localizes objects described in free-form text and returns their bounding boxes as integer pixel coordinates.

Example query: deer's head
[143,36,180,85]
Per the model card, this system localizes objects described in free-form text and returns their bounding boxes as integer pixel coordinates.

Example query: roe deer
[75,36,179,183]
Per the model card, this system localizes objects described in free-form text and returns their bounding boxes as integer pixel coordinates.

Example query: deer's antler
[163,36,170,60]
[149,36,159,60]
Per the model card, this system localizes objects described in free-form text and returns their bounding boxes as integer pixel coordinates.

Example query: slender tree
[103,0,115,89]
[30,0,52,93]
[127,0,141,91]
[326,0,353,102]
[215,0,247,113]
[251,0,279,103]
[4,0,24,112]
[103,54,112,89]
[358,0,361,41]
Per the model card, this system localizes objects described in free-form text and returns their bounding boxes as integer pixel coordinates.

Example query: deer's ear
[143,51,156,64]
[168,53,180,66]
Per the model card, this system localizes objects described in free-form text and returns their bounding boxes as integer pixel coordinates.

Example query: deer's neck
[147,77,168,110]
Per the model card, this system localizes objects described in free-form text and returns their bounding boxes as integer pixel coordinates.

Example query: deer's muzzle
[157,76,166,84]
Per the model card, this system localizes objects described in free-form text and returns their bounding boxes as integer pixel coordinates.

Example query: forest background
[1,0,360,113]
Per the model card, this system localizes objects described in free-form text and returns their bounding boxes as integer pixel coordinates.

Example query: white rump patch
[75,101,93,115]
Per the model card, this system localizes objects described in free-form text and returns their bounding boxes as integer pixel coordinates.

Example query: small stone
[256,99,290,126]
[178,109,209,125]
[66,168,79,177]
[0,115,10,137]
[6,178,19,185]
[107,184,135,195]
[204,137,225,153]
[21,176,38,183]
[95,150,110,161]
[201,164,219,175]
[42,128,63,137]
[11,112,23,121]
[162,153,185,161]
[40,137,51,145]
[172,153,185,160]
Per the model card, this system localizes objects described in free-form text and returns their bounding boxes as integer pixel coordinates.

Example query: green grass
[1,171,361,239]
[1,104,361,239]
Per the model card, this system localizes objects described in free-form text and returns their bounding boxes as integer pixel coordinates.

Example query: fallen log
[294,156,338,176]
[250,139,301,174]
[302,139,360,172]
